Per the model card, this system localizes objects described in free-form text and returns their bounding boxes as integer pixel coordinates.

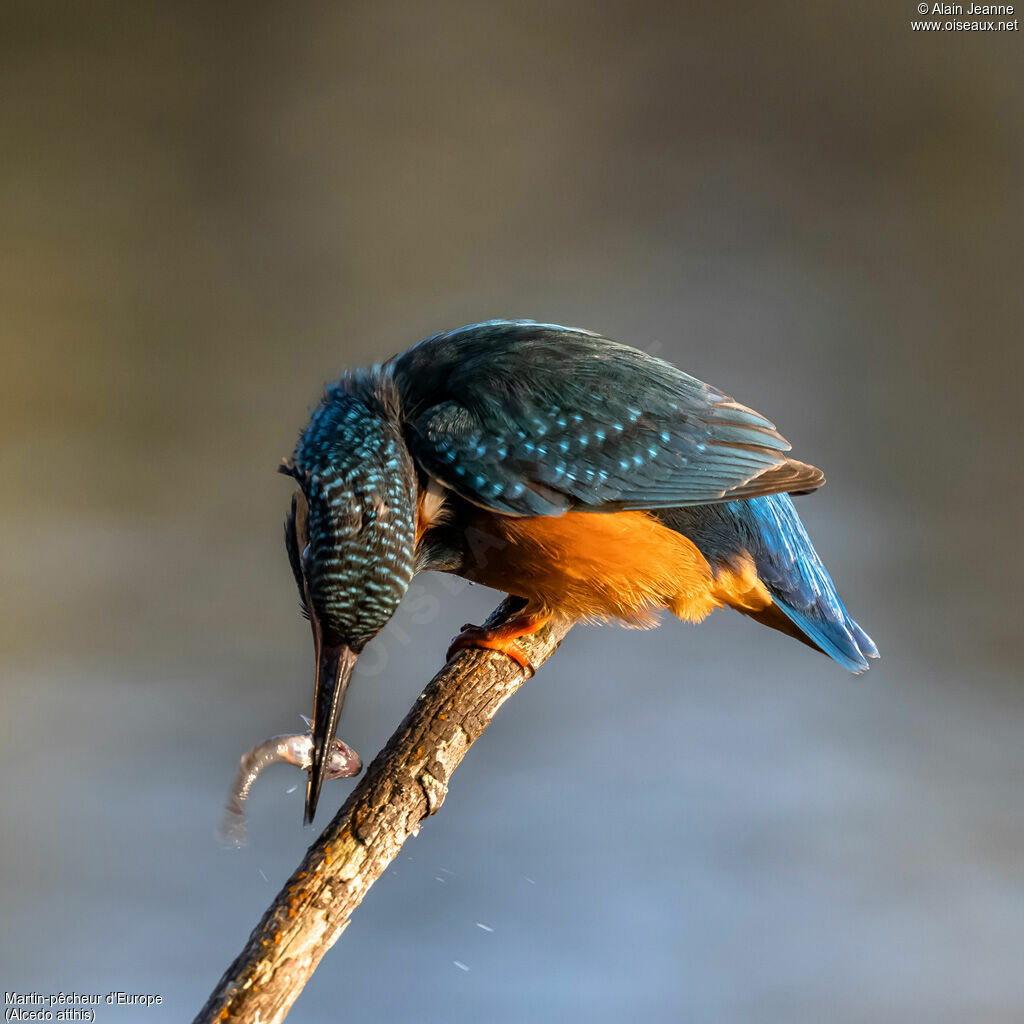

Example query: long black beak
[305,639,357,824]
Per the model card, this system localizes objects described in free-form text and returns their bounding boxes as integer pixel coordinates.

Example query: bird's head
[282,374,416,823]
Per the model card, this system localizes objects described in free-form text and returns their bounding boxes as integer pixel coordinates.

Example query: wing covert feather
[389,321,823,516]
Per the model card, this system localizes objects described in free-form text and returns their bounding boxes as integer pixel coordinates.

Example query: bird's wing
[388,320,824,517]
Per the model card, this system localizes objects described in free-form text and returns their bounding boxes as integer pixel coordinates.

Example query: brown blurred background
[1,2,1021,1021]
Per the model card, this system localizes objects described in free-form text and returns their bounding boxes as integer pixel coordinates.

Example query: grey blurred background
[1,2,1021,1021]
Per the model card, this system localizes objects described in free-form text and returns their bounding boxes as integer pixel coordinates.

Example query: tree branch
[195,598,572,1024]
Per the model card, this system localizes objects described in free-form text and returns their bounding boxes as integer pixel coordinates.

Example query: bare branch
[195,598,571,1024]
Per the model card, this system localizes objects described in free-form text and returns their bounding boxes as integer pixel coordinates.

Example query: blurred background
[1,2,1021,1021]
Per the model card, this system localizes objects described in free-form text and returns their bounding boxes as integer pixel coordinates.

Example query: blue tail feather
[658,494,878,672]
[741,494,877,673]
[771,595,872,673]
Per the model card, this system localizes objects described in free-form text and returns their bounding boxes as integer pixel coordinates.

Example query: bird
[281,319,878,822]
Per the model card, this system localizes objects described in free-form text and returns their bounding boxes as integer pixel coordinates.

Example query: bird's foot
[446,612,549,676]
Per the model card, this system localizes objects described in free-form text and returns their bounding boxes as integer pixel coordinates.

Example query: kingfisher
[282,320,878,822]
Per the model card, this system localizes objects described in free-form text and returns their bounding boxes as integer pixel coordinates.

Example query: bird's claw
[447,624,536,676]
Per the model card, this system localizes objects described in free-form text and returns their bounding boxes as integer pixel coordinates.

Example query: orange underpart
[460,508,720,627]
[709,555,773,613]
[455,507,787,639]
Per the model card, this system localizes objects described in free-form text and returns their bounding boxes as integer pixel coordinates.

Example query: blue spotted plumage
[286,372,416,650]
[283,320,878,821]
[390,321,820,516]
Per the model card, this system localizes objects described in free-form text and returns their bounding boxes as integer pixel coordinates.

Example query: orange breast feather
[462,509,732,627]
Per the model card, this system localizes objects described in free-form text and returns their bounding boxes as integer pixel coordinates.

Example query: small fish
[220,729,362,846]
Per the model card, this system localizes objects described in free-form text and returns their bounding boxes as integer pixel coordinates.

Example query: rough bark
[194,598,571,1024]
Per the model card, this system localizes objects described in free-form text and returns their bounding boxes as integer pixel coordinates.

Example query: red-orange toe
[446,625,536,675]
